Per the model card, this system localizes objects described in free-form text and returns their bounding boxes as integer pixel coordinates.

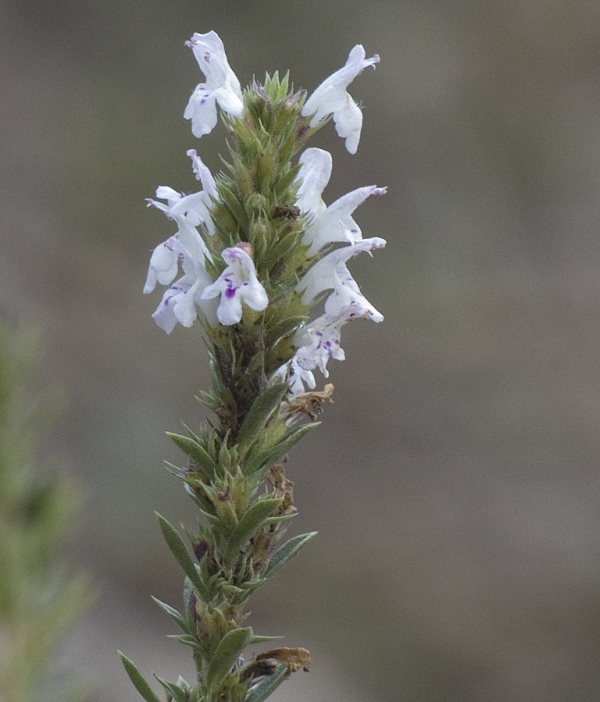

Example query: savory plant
[120,31,385,702]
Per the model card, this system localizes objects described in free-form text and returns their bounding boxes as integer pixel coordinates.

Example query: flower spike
[136,29,388,702]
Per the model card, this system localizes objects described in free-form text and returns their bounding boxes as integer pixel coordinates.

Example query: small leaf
[265,315,307,349]
[118,652,162,702]
[156,513,209,600]
[246,423,320,476]
[250,634,283,644]
[274,164,301,198]
[153,674,188,702]
[263,512,297,526]
[219,184,249,229]
[183,481,216,515]
[166,432,217,478]
[236,383,288,453]
[151,597,188,634]
[264,532,317,579]
[224,498,282,564]
[265,230,303,268]
[246,664,287,702]
[206,627,253,691]
[167,634,205,653]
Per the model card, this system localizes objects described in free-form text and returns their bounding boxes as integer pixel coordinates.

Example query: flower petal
[296,147,332,215]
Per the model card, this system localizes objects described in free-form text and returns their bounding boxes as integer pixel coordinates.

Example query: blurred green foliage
[0,320,94,702]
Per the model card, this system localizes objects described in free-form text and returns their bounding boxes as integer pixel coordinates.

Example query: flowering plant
[120,31,385,702]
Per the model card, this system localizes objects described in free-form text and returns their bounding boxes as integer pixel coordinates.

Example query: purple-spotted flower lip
[302,45,380,154]
[184,31,244,138]
[295,313,347,378]
[281,306,354,397]
[200,245,268,326]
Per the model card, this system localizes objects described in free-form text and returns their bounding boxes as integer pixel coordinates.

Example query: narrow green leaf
[274,164,301,198]
[265,315,307,348]
[249,634,283,644]
[153,674,188,702]
[118,652,162,702]
[151,597,188,634]
[166,432,217,478]
[206,627,253,691]
[219,184,249,229]
[208,354,221,394]
[183,481,216,515]
[236,383,288,453]
[225,498,282,563]
[167,634,205,653]
[246,664,287,702]
[265,230,303,267]
[263,512,297,526]
[156,513,209,600]
[247,423,320,476]
[264,532,317,579]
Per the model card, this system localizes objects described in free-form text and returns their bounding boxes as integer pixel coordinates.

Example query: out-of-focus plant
[0,321,94,702]
[120,31,385,702]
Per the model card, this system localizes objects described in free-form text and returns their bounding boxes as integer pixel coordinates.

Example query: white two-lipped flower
[146,149,218,235]
[184,31,244,138]
[294,312,347,378]
[148,235,217,334]
[297,237,386,320]
[201,245,268,326]
[284,299,377,396]
[302,45,380,154]
[144,151,222,332]
[280,237,386,396]
[296,147,387,257]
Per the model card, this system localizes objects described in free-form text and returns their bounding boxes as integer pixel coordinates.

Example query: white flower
[184,31,244,138]
[144,171,215,298]
[147,150,218,233]
[324,282,384,323]
[294,313,347,379]
[201,246,268,325]
[149,236,217,333]
[301,45,380,154]
[284,303,364,393]
[291,235,388,386]
[144,216,209,294]
[172,150,219,235]
[287,356,317,396]
[296,148,387,257]
[297,237,386,312]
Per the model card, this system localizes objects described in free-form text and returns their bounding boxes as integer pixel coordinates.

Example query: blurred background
[2,0,600,699]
